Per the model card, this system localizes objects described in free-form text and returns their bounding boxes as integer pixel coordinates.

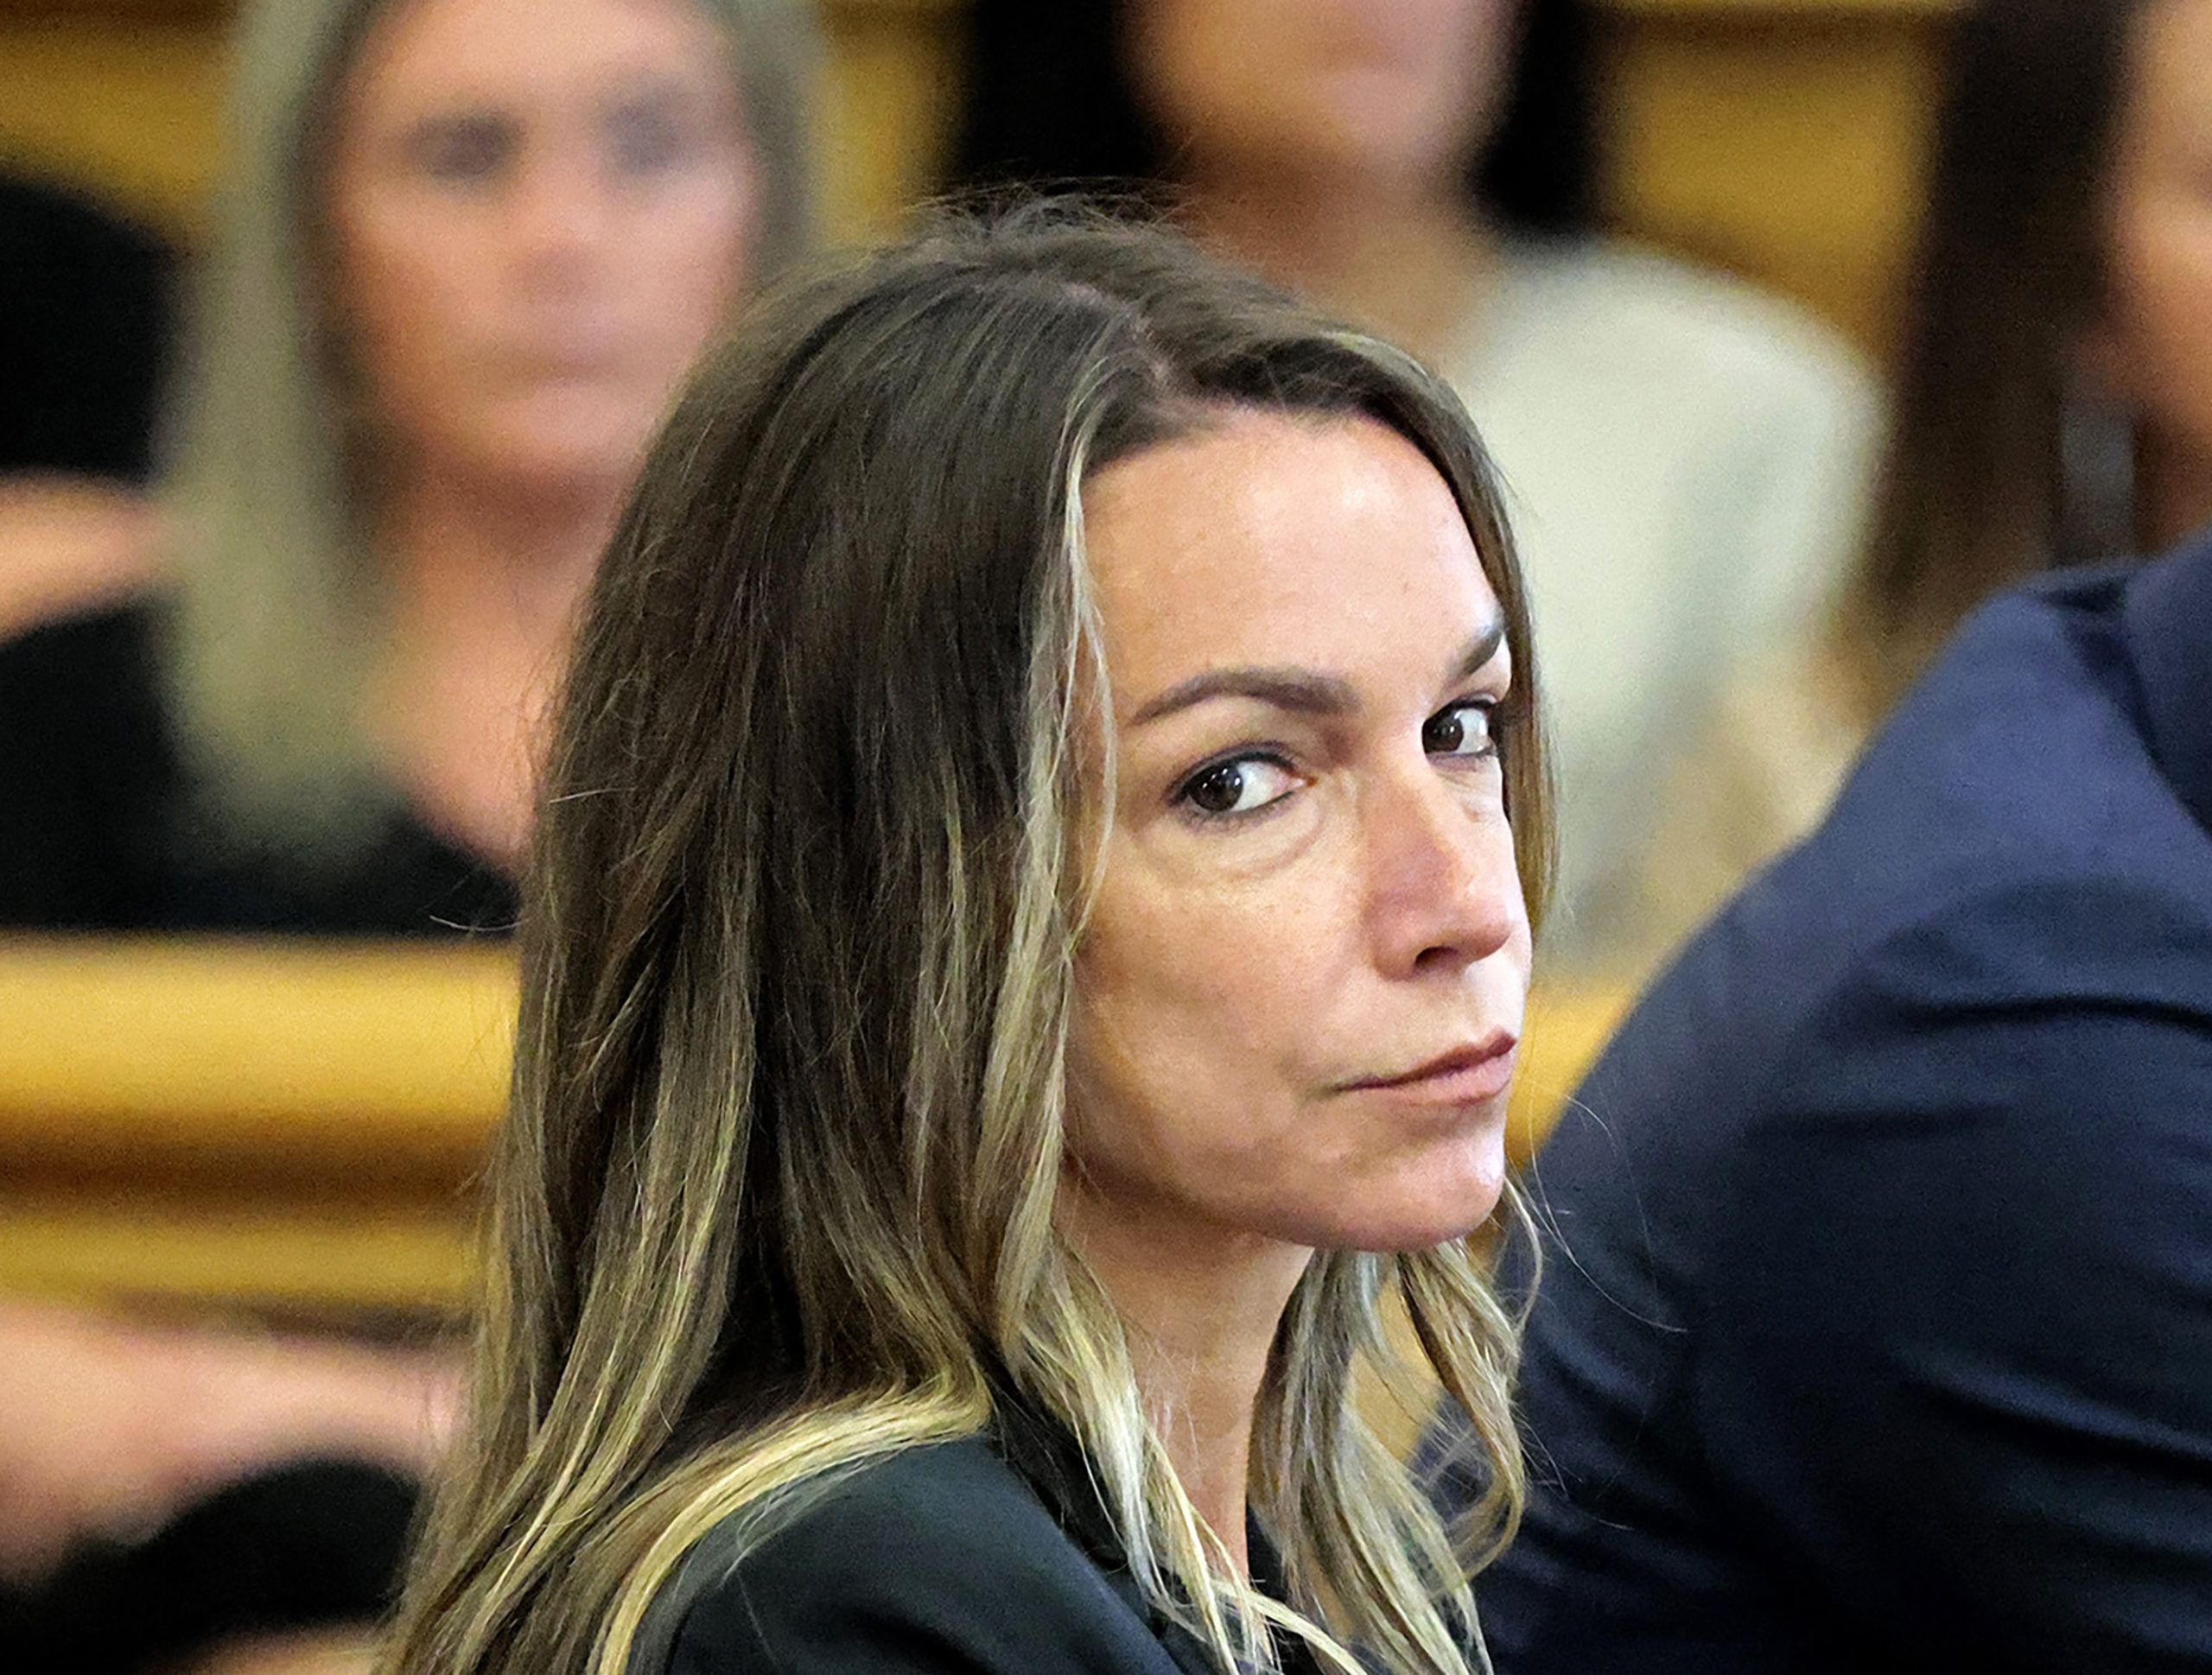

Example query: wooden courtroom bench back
[0,938,511,1315]
[0,938,1630,1314]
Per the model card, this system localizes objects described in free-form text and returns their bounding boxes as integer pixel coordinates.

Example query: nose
[1362,762,1522,980]
[505,143,620,279]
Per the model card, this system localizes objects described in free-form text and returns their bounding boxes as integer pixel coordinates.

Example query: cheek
[617,158,759,346]
[1131,0,1296,149]
[1139,0,1506,176]
[2108,189,2212,451]
[584,170,755,433]
[329,202,496,435]
[1068,879,1337,1183]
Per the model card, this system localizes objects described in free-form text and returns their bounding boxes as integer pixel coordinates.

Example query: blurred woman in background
[1645,0,2212,937]
[950,0,1878,974]
[0,0,811,933]
[1858,0,2212,686]
[0,0,811,1665]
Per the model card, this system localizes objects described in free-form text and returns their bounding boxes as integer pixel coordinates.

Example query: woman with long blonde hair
[392,210,1552,1675]
[0,0,813,929]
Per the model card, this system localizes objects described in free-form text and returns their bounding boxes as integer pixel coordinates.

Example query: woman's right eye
[1177,756,1300,819]
[410,114,514,185]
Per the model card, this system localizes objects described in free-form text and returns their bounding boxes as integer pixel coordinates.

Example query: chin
[1333,1207,1503,1255]
[1331,1143,1508,1253]
[487,396,661,482]
[1291,1176,1509,1254]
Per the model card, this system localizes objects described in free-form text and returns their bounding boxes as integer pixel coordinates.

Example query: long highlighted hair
[388,209,1553,1675]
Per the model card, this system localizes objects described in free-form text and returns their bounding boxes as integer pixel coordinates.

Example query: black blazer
[631,1395,1322,1675]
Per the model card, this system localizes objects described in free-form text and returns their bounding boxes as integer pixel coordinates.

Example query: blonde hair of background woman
[161,0,816,858]
[385,211,1553,1675]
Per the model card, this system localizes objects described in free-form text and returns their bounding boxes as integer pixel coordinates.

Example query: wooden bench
[0,936,1632,1314]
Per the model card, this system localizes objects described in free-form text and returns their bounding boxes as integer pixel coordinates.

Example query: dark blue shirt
[1467,537,2212,1671]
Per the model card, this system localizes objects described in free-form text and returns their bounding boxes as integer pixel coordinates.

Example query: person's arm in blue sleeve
[1695,872,2212,1670]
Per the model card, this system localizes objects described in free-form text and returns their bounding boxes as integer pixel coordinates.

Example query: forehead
[1079,407,1502,695]
[2124,0,2212,153]
[344,0,728,114]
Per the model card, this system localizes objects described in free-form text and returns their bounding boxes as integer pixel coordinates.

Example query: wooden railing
[0,937,1633,1315]
[0,938,510,1313]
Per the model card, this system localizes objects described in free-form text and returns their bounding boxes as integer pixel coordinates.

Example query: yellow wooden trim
[0,937,514,1181]
[0,937,1623,1176]
[0,938,1632,1310]
[1509,984,1636,1164]
[0,1200,475,1312]
[1601,0,1956,17]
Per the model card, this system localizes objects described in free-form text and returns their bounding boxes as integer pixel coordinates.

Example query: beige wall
[1599,0,1953,357]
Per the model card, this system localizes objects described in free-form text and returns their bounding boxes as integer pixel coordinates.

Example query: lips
[1339,1031,1519,1102]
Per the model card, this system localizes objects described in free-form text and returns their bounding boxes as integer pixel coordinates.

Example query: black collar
[988,1380,1319,1675]
[2123,529,2212,840]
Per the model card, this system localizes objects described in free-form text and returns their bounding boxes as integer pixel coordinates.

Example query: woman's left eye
[1423,701,1498,761]
[603,98,695,177]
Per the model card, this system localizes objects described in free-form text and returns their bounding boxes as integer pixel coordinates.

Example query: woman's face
[326,0,757,495]
[2094,0,2212,492]
[1126,0,1519,193]
[1067,409,1530,1258]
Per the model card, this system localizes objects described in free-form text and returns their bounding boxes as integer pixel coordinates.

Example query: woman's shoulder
[638,1434,1185,1675]
[1480,236,1875,416]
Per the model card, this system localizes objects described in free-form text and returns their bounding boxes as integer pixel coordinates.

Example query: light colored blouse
[1446,238,1881,975]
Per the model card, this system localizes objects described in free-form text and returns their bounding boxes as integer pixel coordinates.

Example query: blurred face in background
[1124,0,1520,196]
[326,0,758,498]
[2091,0,2212,523]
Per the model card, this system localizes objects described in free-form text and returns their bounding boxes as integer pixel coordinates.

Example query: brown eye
[1186,762,1248,815]
[1177,756,1300,820]
[1424,701,1497,761]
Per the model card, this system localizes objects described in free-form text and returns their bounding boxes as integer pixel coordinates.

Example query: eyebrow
[1128,616,1509,726]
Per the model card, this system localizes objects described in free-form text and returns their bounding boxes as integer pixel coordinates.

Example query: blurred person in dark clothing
[1457,508,2212,1675]
[0,0,814,1667]
[1859,0,2212,682]
[1644,0,2212,946]
[0,176,175,636]
[0,0,813,936]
